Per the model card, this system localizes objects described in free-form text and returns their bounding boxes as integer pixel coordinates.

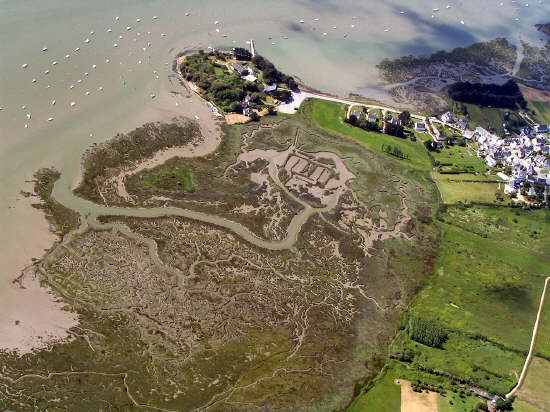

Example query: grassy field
[305,99,433,171]
[529,101,550,124]
[350,205,550,409]
[464,104,525,135]
[517,357,550,411]
[433,173,504,204]
[431,144,489,174]
[347,371,400,412]
[136,165,195,193]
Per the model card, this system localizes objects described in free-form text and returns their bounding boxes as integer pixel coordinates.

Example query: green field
[136,165,195,193]
[517,357,550,411]
[434,173,504,204]
[529,101,550,124]
[305,99,432,171]
[347,371,400,412]
[350,205,550,409]
[431,144,489,173]
[463,104,526,135]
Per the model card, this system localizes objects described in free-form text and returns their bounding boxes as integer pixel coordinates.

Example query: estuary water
[0,0,548,352]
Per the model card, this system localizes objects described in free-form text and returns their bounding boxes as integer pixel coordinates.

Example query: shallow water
[0,0,548,351]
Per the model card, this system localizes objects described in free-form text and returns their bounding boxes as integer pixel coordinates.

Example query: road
[277,89,450,142]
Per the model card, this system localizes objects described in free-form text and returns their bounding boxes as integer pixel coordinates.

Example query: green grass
[464,104,526,135]
[434,173,504,204]
[514,400,547,412]
[414,206,550,356]
[529,101,550,124]
[437,392,483,412]
[307,99,432,171]
[347,371,400,412]
[431,144,489,173]
[137,165,195,193]
[517,357,550,411]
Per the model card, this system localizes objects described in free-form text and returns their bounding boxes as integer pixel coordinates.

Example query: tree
[234,47,252,61]
[385,122,405,137]
[249,111,260,121]
[408,317,448,348]
[398,110,411,125]
[229,101,243,113]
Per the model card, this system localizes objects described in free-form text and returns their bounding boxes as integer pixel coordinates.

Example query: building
[367,113,378,123]
[389,118,402,126]
[263,84,277,93]
[456,119,468,130]
[435,129,445,141]
[350,111,362,120]
[441,112,455,123]
[415,122,427,131]
[231,62,249,76]
[243,73,257,82]
[535,124,548,134]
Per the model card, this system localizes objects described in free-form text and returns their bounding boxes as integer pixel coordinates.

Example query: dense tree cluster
[251,55,298,89]
[180,51,265,112]
[448,80,527,110]
[385,122,405,137]
[408,317,448,348]
[345,115,380,132]
[233,47,252,61]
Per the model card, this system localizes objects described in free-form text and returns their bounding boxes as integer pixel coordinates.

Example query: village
[426,111,550,204]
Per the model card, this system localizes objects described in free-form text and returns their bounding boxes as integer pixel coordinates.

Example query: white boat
[84,38,90,43]
[41,47,48,52]
[44,70,50,75]
[21,63,28,69]
[113,43,118,47]
[153,15,158,19]
[115,16,120,21]
[70,102,76,107]
[31,78,37,83]
[75,47,80,52]
[65,54,70,59]
[136,18,141,22]
[48,117,54,122]
[126,26,132,31]
[26,113,31,120]
[98,86,104,91]
[105,58,110,63]
[52,61,58,65]
[69,84,75,89]
[299,19,305,23]
[92,64,97,68]
[90,30,94,35]
[107,28,112,32]
[51,100,56,105]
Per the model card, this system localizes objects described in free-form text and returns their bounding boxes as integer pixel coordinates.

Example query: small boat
[85,91,90,95]
[113,43,118,47]
[126,26,132,31]
[115,16,120,21]
[161,33,166,37]
[52,61,58,65]
[119,35,123,39]
[77,79,82,83]
[98,86,104,91]
[299,19,305,23]
[150,93,156,99]
[65,54,70,59]
[332,26,337,29]
[314,18,319,21]
[323,32,327,36]
[153,15,158,19]
[105,58,110,63]
[26,113,31,120]
[21,105,27,110]
[31,78,37,83]
[185,12,190,16]
[44,70,50,75]
[107,28,113,33]
[84,72,89,76]
[70,101,76,107]
[214,20,219,25]
[351,24,355,28]
[85,38,90,43]
[136,18,141,22]
[92,64,97,68]
[25,124,28,128]
[75,47,80,52]
[21,63,28,69]
[460,20,465,24]
[90,30,95,35]
[48,117,54,122]
[70,84,75,89]
[51,100,56,105]
[41,47,48,52]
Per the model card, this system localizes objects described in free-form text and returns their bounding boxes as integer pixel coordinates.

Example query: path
[506,276,550,399]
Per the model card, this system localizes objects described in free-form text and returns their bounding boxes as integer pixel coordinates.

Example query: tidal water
[0,0,548,346]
